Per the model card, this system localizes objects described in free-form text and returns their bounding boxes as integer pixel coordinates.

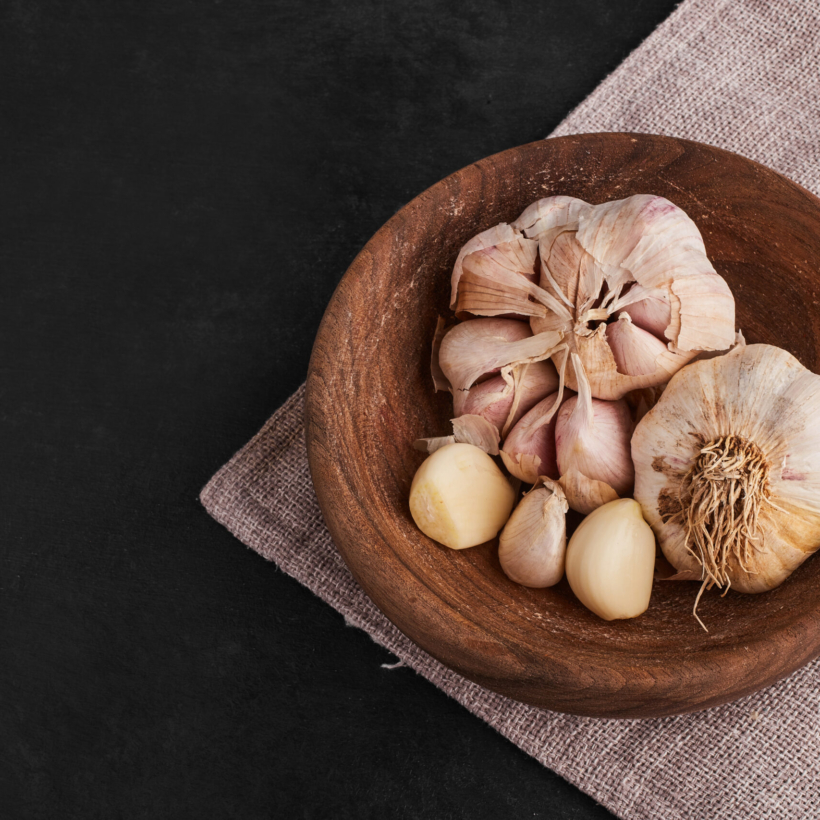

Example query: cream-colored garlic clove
[439,318,564,393]
[500,390,568,484]
[555,355,634,500]
[558,466,618,516]
[565,499,656,620]
[499,478,568,587]
[409,443,515,550]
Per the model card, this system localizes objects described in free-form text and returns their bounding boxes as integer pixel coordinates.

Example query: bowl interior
[306,133,820,717]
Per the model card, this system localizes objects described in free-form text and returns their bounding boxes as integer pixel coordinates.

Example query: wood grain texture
[305,133,820,718]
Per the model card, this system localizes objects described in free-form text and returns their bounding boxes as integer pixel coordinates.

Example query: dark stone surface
[1,1,679,817]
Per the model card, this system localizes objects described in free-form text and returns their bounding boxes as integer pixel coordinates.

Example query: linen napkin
[201,2,820,817]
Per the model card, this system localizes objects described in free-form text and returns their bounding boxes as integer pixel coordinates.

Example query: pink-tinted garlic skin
[617,294,672,339]
[500,391,567,483]
[606,319,669,377]
[555,395,634,496]
[455,359,559,433]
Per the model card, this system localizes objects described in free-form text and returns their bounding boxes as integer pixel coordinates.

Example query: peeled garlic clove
[565,498,656,620]
[409,443,515,550]
[439,318,564,393]
[500,390,566,484]
[555,355,634,499]
[558,466,618,516]
[499,478,568,587]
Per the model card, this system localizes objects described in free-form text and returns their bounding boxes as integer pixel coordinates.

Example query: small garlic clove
[500,390,567,483]
[409,443,515,550]
[453,372,514,430]
[606,314,669,377]
[565,498,656,620]
[499,478,568,587]
[555,355,634,498]
[439,318,564,393]
[558,466,619,516]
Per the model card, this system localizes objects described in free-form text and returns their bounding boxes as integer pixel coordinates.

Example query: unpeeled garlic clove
[500,390,567,484]
[565,498,656,620]
[438,318,564,393]
[606,314,669,377]
[555,354,634,502]
[498,478,568,587]
[409,442,515,550]
[454,360,560,435]
[616,289,671,339]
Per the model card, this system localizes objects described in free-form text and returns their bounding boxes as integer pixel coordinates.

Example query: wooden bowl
[305,133,820,718]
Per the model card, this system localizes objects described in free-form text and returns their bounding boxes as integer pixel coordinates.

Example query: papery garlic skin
[453,360,559,435]
[633,343,820,594]
[438,318,563,394]
[500,390,567,483]
[499,479,568,587]
[554,354,634,513]
[409,443,515,550]
[525,195,734,399]
[565,499,656,620]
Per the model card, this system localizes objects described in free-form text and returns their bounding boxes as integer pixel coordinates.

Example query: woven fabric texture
[201,3,820,817]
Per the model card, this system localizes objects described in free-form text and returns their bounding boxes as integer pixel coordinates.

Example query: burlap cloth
[201,2,820,817]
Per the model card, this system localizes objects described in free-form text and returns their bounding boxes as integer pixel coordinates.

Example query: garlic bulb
[409,443,515,550]
[565,499,656,620]
[453,360,559,436]
[449,194,736,400]
[498,479,568,587]
[633,343,820,604]
[437,318,563,394]
[554,354,634,513]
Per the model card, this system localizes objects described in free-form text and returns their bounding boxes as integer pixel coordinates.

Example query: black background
[2,2,681,817]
